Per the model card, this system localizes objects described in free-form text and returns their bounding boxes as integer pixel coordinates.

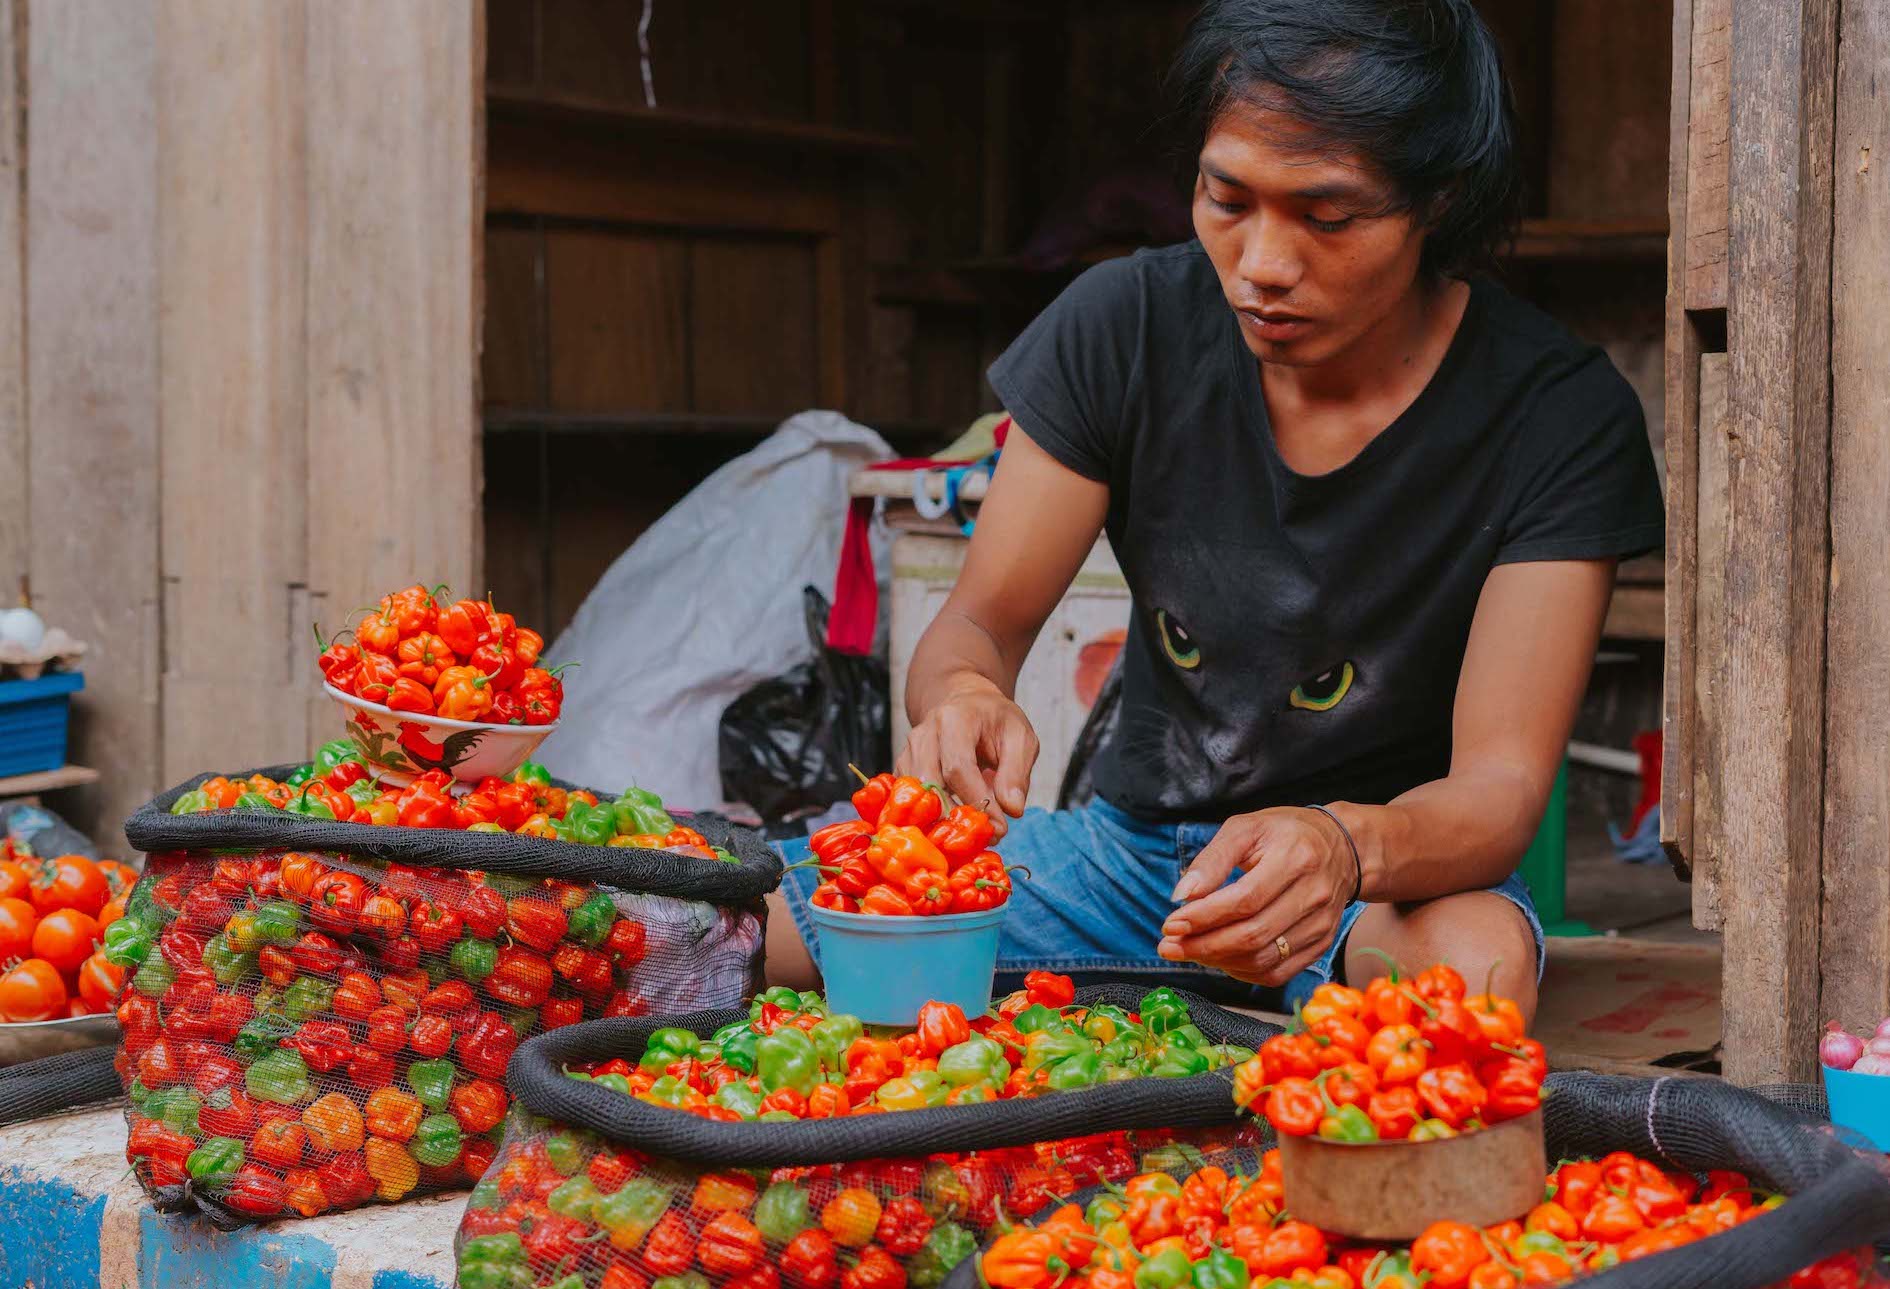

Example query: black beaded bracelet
[1306,802,1363,905]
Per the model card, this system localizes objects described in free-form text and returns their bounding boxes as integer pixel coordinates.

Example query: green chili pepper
[1410,1118,1458,1142]
[245,1050,311,1104]
[1148,1043,1210,1079]
[1100,1035,1146,1067]
[712,1021,759,1074]
[1138,988,1189,1036]
[282,976,334,1023]
[252,900,302,945]
[1189,1245,1248,1289]
[131,955,174,998]
[908,1222,977,1288]
[468,1176,502,1211]
[567,892,616,946]
[283,763,314,787]
[544,1276,585,1289]
[950,1080,998,1105]
[758,1110,798,1122]
[752,986,804,1018]
[1319,1103,1379,1143]
[756,1026,820,1097]
[713,1081,762,1119]
[1139,1144,1205,1177]
[710,846,739,864]
[406,1059,456,1111]
[315,739,364,772]
[1206,1044,1255,1070]
[232,791,278,811]
[127,1078,150,1108]
[556,801,615,848]
[102,918,154,968]
[906,1070,949,1107]
[1012,1004,1062,1035]
[544,1133,586,1176]
[185,1136,245,1188]
[146,1087,202,1138]
[794,991,828,1017]
[408,1113,463,1168]
[1023,1030,1093,1073]
[200,934,256,986]
[483,873,536,897]
[457,1232,529,1289]
[594,1178,668,1244]
[1086,1195,1126,1229]
[937,1036,1009,1088]
[611,787,675,837]
[451,937,497,983]
[346,778,378,805]
[593,1073,632,1096]
[810,1014,864,1071]
[640,1027,700,1072]
[1166,1023,1208,1050]
[169,789,212,815]
[1135,1246,1195,1289]
[283,788,335,820]
[1045,1049,1104,1090]
[754,1181,813,1242]
[645,1075,695,1108]
[510,761,552,786]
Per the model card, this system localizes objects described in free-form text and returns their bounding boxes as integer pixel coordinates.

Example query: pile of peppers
[111,843,666,1220]
[1237,958,1545,1145]
[563,974,1253,1120]
[803,771,1015,916]
[980,1153,1886,1289]
[319,583,563,724]
[457,1124,1255,1289]
[167,745,738,863]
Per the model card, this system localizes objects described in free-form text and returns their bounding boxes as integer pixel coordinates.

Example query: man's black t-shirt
[986,241,1665,823]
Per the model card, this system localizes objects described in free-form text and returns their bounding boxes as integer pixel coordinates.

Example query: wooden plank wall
[1717,0,1837,1085]
[0,3,481,841]
[1821,0,1890,1036]
[25,1,163,838]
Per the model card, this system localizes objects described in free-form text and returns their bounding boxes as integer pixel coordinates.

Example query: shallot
[1850,1052,1890,1076]
[1868,1036,1890,1059]
[1821,1021,1864,1071]
[1876,1017,1890,1042]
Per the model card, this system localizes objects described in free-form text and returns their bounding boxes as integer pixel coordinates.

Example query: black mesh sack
[111,767,782,1230]
[455,985,1280,1289]
[943,1071,1890,1289]
[0,1046,125,1127]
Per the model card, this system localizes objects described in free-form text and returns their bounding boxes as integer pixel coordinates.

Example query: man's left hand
[1156,807,1354,986]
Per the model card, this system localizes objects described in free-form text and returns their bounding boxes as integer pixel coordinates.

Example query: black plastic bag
[718,586,890,823]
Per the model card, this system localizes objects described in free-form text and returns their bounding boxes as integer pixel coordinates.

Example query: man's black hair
[1168,0,1522,277]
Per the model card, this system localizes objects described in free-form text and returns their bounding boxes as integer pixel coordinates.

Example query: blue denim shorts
[777,797,1545,1011]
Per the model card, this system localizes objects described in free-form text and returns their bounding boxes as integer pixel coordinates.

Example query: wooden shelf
[874,219,1667,307]
[483,408,949,442]
[486,89,915,159]
[0,764,100,798]
[1508,218,1668,262]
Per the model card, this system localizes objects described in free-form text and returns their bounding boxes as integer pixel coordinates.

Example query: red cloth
[826,497,878,656]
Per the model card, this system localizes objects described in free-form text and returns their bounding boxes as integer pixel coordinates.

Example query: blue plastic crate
[0,671,84,778]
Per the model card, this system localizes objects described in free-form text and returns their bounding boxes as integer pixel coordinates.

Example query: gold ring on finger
[1275,935,1291,962]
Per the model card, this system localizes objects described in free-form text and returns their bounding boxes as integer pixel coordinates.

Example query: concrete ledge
[0,1107,460,1288]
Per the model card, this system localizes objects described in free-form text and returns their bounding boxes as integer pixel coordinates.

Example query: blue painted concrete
[140,1207,338,1289]
[374,1272,449,1289]
[0,1168,107,1289]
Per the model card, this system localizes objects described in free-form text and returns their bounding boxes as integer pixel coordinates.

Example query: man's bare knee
[1343,891,1539,1025]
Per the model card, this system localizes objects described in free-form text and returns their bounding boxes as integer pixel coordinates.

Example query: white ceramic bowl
[325,683,557,786]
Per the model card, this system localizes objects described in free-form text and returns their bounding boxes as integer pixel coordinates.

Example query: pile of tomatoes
[1236,959,1544,1144]
[318,583,563,725]
[981,1153,1885,1289]
[0,842,136,1021]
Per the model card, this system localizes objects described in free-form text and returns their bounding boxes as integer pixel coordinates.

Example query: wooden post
[304,0,484,736]
[26,2,163,836]
[1718,0,1837,1084]
[156,0,311,781]
[0,0,24,590]
[1821,0,1890,1035]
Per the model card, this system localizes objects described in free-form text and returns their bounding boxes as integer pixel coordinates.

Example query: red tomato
[0,897,36,959]
[97,860,139,899]
[0,860,29,902]
[0,959,68,1021]
[31,908,101,974]
[28,854,107,918]
[76,951,127,1008]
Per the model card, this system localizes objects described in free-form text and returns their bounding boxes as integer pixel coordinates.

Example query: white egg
[0,607,45,650]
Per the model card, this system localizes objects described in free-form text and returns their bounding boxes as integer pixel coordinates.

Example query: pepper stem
[847,763,872,787]
[1479,958,1503,1009]
[1355,945,1405,983]
[1396,984,1440,1022]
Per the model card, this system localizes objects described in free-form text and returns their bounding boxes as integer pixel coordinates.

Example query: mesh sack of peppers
[108,762,782,1229]
[942,1073,1890,1289]
[453,979,1281,1289]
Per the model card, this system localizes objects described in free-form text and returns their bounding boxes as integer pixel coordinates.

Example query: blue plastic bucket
[808,904,1006,1025]
[1822,1065,1890,1151]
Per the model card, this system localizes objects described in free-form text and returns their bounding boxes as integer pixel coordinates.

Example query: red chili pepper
[460,885,506,938]
[927,804,996,867]
[459,1010,519,1080]
[307,871,367,935]
[284,1020,354,1074]
[915,1001,970,1056]
[407,901,462,953]
[409,1015,453,1058]
[346,1046,395,1089]
[810,820,873,865]
[504,898,567,953]
[1023,971,1076,1009]
[485,945,553,1008]
[850,773,896,826]
[1415,1063,1488,1129]
[289,931,344,977]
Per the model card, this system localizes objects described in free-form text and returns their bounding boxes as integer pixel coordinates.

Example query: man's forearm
[904,608,1017,727]
[1328,761,1551,904]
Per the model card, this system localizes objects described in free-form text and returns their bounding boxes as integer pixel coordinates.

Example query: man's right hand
[895,680,1039,836]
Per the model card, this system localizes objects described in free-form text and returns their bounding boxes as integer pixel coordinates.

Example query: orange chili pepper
[363,1086,423,1142]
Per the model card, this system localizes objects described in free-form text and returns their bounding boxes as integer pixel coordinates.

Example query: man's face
[1192,101,1429,366]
